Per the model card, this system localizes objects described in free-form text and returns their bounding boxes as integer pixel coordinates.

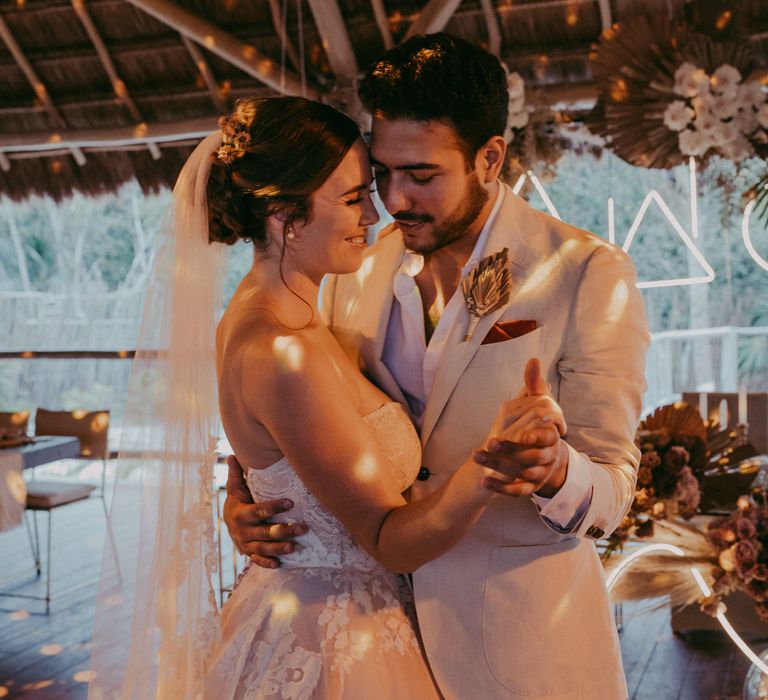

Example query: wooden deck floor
[0,495,762,699]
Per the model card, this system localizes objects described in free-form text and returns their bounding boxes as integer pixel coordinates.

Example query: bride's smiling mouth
[344,234,367,247]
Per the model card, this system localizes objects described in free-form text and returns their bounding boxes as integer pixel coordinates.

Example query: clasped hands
[474,357,569,499]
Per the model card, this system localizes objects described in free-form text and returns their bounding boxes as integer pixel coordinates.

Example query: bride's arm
[242,336,504,573]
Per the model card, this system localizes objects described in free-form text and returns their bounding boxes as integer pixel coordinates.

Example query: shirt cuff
[531,443,593,531]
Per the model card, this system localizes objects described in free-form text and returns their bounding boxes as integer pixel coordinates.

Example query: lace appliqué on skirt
[204,403,438,699]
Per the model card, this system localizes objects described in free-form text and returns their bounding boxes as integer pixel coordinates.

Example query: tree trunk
[2,198,31,291]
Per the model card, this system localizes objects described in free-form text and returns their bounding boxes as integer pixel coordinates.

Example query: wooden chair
[22,409,118,613]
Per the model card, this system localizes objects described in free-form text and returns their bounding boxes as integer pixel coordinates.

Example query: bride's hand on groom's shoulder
[472,358,570,499]
[223,455,308,569]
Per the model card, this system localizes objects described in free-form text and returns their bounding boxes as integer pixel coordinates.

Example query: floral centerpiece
[702,495,768,621]
[606,490,768,624]
[603,402,706,557]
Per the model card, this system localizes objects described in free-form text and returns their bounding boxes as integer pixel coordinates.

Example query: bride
[206,96,503,699]
[90,96,560,699]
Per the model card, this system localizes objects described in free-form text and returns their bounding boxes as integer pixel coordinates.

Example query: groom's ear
[476,136,506,182]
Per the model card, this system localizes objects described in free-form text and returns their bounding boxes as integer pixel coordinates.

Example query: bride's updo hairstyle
[207,96,361,246]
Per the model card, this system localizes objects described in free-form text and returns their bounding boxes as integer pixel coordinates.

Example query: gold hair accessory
[217,115,252,164]
[461,248,511,341]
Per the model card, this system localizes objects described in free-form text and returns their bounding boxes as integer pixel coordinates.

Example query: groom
[225,33,648,699]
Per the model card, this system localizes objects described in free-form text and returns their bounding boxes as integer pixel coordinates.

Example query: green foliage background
[1,150,766,418]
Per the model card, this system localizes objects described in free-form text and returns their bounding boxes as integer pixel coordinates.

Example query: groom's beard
[395,176,489,256]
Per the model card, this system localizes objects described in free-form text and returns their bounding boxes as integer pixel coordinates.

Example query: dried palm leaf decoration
[461,248,511,342]
[640,401,708,441]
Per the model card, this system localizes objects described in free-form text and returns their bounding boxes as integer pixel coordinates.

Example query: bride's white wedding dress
[205,402,440,699]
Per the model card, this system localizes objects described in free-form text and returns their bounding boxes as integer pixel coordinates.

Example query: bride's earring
[286,224,295,241]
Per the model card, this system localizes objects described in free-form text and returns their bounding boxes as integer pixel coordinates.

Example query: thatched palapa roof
[1,0,766,201]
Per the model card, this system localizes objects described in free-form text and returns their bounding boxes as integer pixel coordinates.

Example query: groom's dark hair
[358,33,508,165]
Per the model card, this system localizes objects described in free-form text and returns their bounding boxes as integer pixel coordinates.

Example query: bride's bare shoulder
[223,311,331,378]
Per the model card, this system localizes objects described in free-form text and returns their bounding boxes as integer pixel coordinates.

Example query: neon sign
[515,157,767,287]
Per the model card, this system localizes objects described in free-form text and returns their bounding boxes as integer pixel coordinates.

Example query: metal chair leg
[24,511,41,576]
[45,511,52,615]
[32,511,41,577]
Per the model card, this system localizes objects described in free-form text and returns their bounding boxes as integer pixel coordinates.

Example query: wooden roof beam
[71,0,160,160]
[479,0,501,56]
[181,35,228,115]
[71,0,140,121]
[0,11,86,168]
[6,141,199,159]
[307,0,358,81]
[125,0,320,98]
[370,0,394,50]
[0,84,270,116]
[403,0,464,41]
[0,116,216,153]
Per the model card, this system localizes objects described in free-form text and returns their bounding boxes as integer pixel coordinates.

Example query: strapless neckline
[362,401,402,421]
[249,401,406,473]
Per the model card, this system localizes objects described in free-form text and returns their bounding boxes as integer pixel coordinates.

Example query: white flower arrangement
[663,61,768,161]
[501,64,529,143]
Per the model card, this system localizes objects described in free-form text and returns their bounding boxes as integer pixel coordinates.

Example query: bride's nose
[359,193,379,227]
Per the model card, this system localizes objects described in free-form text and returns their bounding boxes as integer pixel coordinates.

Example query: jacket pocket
[481,539,617,696]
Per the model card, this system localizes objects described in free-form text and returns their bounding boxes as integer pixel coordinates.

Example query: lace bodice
[246,402,421,572]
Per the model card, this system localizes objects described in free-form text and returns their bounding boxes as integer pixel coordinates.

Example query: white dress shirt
[381,184,592,529]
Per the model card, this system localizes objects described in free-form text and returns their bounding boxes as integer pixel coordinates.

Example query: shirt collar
[461,181,505,274]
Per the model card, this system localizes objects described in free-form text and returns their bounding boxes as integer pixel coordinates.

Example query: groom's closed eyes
[371,158,441,185]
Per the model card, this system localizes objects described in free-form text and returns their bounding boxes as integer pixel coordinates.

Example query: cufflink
[585,525,605,539]
[417,467,431,481]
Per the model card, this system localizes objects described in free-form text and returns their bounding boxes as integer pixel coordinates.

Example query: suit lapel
[420,187,546,447]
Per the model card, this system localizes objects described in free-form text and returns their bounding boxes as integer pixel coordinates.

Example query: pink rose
[734,540,759,580]
[674,466,701,518]
[752,563,768,582]
[640,451,661,470]
[662,445,689,476]
[735,539,758,563]
[736,516,757,540]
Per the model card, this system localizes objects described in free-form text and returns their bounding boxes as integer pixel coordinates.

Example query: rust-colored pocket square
[481,320,538,345]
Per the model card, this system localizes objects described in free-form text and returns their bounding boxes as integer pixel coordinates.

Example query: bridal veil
[90,132,226,699]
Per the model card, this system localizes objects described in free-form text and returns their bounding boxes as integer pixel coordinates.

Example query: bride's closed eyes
[344,187,377,206]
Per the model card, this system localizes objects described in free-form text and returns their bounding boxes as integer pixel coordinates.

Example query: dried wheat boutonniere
[461,248,511,342]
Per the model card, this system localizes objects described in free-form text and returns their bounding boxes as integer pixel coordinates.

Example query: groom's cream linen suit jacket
[321,185,649,699]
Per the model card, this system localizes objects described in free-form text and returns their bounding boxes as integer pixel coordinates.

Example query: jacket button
[417,467,431,481]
